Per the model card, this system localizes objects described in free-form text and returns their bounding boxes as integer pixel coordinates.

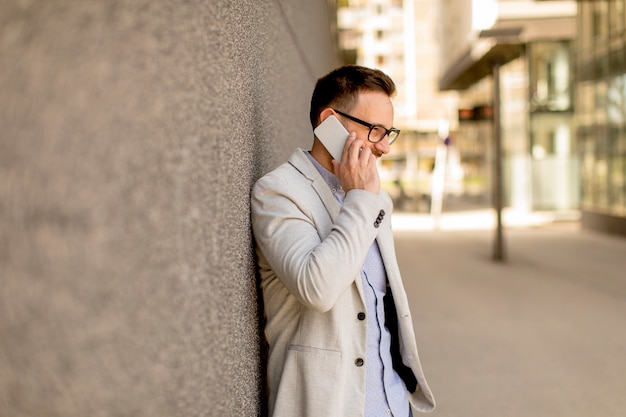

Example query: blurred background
[338,0,625,237]
[1,1,625,417]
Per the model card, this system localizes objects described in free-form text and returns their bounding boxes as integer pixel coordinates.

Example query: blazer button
[355,358,364,367]
[357,312,366,321]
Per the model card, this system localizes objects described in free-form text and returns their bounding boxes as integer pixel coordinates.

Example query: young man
[251,65,435,417]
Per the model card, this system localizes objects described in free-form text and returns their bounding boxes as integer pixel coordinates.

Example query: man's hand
[332,133,380,194]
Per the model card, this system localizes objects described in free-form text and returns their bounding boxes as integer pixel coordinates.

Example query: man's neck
[310,140,335,174]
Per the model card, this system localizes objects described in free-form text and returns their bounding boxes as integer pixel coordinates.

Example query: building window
[609,0,624,38]
[528,41,572,112]
[576,0,626,217]
[592,1,609,40]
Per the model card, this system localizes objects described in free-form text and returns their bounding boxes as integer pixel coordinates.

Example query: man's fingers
[359,146,373,164]
[341,132,357,163]
[348,138,364,161]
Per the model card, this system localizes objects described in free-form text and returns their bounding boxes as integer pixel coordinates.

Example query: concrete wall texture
[0,1,338,416]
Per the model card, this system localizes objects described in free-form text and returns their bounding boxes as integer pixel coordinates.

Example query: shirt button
[357,312,366,320]
[355,358,364,367]
[386,409,391,414]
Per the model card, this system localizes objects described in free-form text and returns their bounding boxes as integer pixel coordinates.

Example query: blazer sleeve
[251,171,393,313]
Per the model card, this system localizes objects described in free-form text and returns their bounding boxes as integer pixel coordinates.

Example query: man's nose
[375,136,390,155]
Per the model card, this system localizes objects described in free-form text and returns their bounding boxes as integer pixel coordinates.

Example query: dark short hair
[309,65,396,128]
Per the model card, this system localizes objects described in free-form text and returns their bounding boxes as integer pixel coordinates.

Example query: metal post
[493,60,505,261]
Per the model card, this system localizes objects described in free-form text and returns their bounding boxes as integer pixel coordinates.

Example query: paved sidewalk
[392,213,626,417]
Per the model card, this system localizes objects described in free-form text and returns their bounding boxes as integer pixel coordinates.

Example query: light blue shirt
[306,152,410,417]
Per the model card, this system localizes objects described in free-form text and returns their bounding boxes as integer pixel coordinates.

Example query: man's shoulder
[253,149,313,189]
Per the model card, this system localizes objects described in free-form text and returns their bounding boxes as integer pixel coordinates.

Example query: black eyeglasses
[333,109,400,145]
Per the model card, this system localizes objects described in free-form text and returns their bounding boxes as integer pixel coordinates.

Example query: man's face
[337,90,395,158]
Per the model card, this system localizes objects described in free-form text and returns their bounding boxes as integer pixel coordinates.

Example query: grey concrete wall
[0,1,338,416]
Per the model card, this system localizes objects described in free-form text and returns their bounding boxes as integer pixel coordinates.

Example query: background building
[338,0,460,212]
[437,0,580,218]
[576,0,626,235]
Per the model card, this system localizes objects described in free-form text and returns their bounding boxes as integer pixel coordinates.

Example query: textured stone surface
[0,1,337,416]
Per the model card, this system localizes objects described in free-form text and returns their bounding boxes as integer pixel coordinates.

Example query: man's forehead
[354,91,394,116]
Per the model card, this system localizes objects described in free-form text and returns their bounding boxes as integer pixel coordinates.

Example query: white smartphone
[314,115,349,161]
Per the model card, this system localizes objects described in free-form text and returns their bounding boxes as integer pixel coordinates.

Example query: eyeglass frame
[333,109,400,145]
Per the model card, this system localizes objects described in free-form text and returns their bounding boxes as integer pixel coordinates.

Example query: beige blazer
[251,149,435,417]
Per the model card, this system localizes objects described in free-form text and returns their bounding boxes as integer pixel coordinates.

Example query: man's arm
[251,175,391,313]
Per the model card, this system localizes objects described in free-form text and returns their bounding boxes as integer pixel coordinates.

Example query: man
[251,65,435,417]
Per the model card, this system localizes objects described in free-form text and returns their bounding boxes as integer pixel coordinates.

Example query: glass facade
[452,77,495,208]
[454,45,579,213]
[528,41,578,211]
[576,0,626,227]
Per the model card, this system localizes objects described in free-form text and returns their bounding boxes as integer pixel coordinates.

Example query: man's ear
[318,108,335,124]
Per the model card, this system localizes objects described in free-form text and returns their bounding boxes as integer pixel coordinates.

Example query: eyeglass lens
[370,126,398,144]
[369,126,387,142]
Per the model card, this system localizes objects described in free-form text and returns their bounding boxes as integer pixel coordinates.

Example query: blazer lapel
[288,149,340,220]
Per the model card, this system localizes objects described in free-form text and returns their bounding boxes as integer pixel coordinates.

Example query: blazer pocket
[276,345,344,416]
[287,344,342,357]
